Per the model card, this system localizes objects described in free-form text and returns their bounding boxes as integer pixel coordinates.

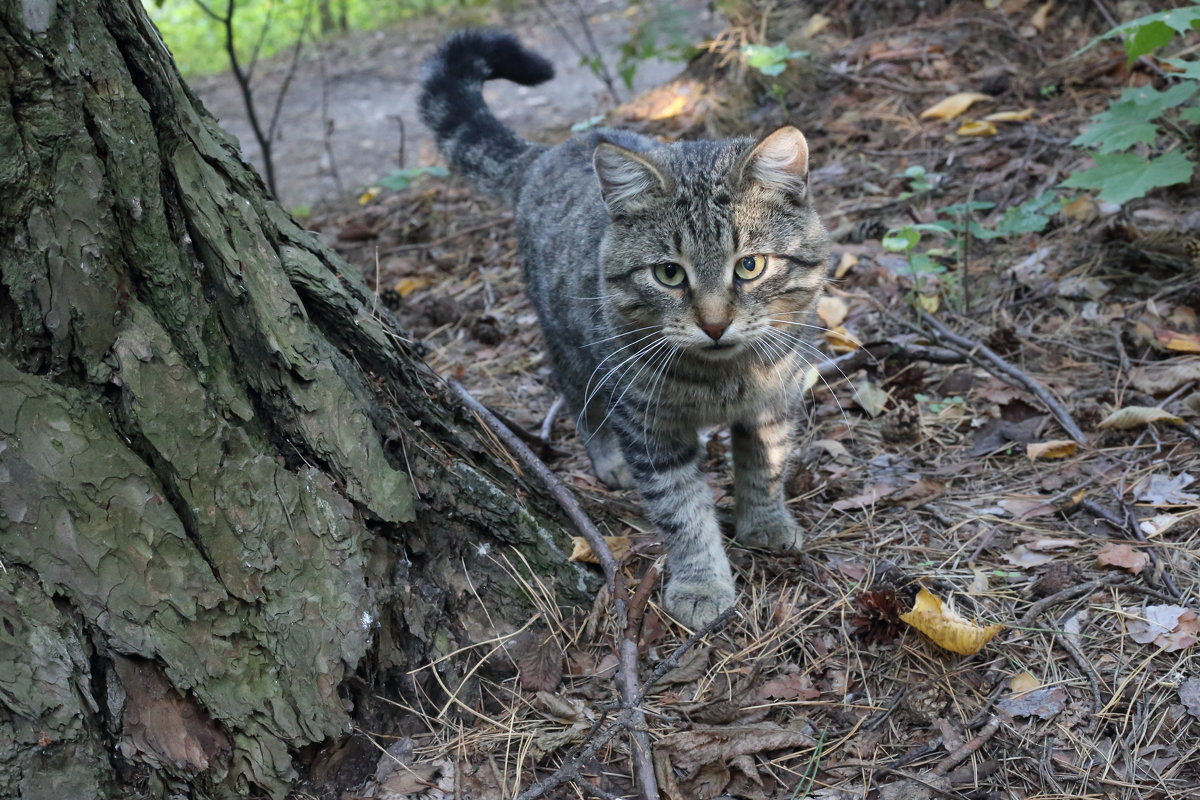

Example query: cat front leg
[732,408,804,550]
[618,425,735,627]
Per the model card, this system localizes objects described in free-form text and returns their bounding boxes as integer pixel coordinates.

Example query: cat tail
[419,30,554,204]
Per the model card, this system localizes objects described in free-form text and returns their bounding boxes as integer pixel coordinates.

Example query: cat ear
[740,125,810,198]
[593,142,669,215]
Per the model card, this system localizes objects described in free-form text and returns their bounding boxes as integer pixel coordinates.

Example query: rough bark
[0,2,592,798]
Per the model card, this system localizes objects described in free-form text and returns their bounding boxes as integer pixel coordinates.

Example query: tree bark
[0,2,592,798]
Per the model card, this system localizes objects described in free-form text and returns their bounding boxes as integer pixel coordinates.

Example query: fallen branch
[449,380,655,800]
[816,340,965,381]
[915,311,1089,444]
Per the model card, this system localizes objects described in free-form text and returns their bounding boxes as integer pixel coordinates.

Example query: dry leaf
[915,292,940,313]
[1060,195,1097,222]
[511,629,563,692]
[1029,0,1053,32]
[1003,545,1054,568]
[1140,513,1182,537]
[1096,543,1150,575]
[1156,328,1200,354]
[655,646,711,686]
[998,686,1067,720]
[648,94,689,121]
[1009,672,1041,693]
[757,672,820,702]
[854,380,889,417]
[983,108,1035,122]
[900,588,1003,655]
[568,535,631,564]
[1179,676,1200,720]
[832,481,901,511]
[358,187,381,204]
[801,13,831,37]
[817,295,848,327]
[919,92,992,121]
[1097,406,1183,430]
[956,120,997,136]
[834,252,858,279]
[1134,473,1199,506]
[1026,440,1077,461]
[659,723,815,774]
[825,325,861,354]
[1131,360,1200,395]
[1127,605,1200,652]
[394,277,429,297]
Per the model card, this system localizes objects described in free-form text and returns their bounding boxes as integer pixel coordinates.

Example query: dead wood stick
[450,380,658,800]
[815,340,965,381]
[636,606,739,702]
[932,715,1001,777]
[540,394,565,443]
[915,311,1089,444]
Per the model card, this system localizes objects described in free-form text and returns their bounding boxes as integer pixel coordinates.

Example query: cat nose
[698,319,730,341]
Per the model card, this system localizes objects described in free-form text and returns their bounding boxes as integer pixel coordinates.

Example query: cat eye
[735,254,768,281]
[652,262,686,287]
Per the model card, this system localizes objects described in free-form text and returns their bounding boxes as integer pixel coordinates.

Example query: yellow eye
[653,262,686,287]
[735,254,768,281]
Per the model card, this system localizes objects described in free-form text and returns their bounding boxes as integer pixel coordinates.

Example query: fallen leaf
[394,277,429,297]
[983,108,1035,122]
[997,495,1059,519]
[757,672,820,702]
[1027,538,1083,551]
[1098,406,1184,430]
[891,478,946,508]
[817,296,848,327]
[834,252,858,279]
[1140,513,1182,537]
[358,187,381,204]
[1028,0,1053,32]
[648,93,689,121]
[956,120,997,136]
[1009,672,1041,693]
[900,588,1003,655]
[1130,360,1200,395]
[915,292,940,313]
[511,629,563,693]
[655,646,711,686]
[1127,605,1200,652]
[920,92,993,121]
[1060,195,1097,222]
[854,380,889,417]
[568,536,631,564]
[1134,473,1199,506]
[825,325,860,353]
[1003,545,1055,568]
[1027,440,1077,461]
[1156,328,1200,354]
[659,723,815,774]
[1179,676,1200,720]
[832,481,901,511]
[998,686,1067,720]
[1096,543,1150,575]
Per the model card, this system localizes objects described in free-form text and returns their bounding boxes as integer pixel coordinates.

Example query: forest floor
[209,1,1200,798]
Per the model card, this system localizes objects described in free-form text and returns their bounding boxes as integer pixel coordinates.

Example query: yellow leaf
[802,366,820,392]
[915,293,940,313]
[983,108,1035,122]
[394,277,429,297]
[825,325,860,354]
[956,120,998,136]
[834,252,858,279]
[1009,672,1041,693]
[802,13,831,37]
[817,296,848,327]
[1026,440,1077,461]
[1097,406,1184,430]
[1060,194,1097,222]
[568,536,631,564]
[919,92,992,121]
[648,94,689,121]
[900,588,1003,655]
[1159,329,1200,353]
[1029,0,1054,32]
[358,187,381,205]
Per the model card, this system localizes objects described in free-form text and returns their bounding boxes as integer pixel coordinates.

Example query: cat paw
[737,517,805,551]
[665,576,736,628]
[587,443,635,489]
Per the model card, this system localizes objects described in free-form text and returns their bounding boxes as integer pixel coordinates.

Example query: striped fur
[420,32,829,627]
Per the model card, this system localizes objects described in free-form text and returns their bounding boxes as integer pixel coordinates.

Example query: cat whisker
[579,329,664,418]
[640,345,681,470]
[768,317,866,348]
[762,328,852,428]
[583,324,659,348]
[586,338,673,442]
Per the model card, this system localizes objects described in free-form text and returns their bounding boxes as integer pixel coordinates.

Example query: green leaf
[1125,19,1175,62]
[1181,104,1200,125]
[882,227,920,252]
[1061,150,1195,204]
[1072,82,1197,152]
[938,201,996,216]
[1164,58,1200,80]
[911,222,953,236]
[378,166,449,191]
[1078,6,1200,58]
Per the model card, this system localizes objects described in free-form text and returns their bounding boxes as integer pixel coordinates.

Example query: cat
[419,30,829,627]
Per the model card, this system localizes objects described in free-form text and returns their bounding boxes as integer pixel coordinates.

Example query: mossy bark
[0,2,591,797]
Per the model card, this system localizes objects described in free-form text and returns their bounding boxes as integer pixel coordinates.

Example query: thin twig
[816,340,965,382]
[540,395,565,443]
[915,310,1089,443]
[932,715,1001,777]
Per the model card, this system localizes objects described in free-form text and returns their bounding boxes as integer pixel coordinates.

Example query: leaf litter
[309,2,1200,797]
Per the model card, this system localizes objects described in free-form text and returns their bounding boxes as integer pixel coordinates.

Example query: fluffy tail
[419,31,554,203]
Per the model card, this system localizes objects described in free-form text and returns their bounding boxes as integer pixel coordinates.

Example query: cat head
[593,126,829,362]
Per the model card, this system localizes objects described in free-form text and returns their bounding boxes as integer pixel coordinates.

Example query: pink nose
[699,320,730,341]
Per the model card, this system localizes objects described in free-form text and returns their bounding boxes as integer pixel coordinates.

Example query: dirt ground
[192,0,716,208]
[207,1,1200,798]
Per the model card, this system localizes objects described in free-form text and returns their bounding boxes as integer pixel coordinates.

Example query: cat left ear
[740,125,810,199]
[593,142,669,215]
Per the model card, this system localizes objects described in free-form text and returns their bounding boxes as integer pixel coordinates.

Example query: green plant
[1062,6,1200,204]
[377,165,448,191]
[882,222,957,309]
[742,42,809,110]
[895,164,938,199]
[614,3,694,90]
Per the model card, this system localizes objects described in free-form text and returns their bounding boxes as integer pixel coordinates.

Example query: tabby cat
[419,31,829,626]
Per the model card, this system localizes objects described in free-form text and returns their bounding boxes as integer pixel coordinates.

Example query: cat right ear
[593,143,669,216]
[739,125,810,201]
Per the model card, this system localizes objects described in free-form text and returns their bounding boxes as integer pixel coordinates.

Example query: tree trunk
[0,2,592,798]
